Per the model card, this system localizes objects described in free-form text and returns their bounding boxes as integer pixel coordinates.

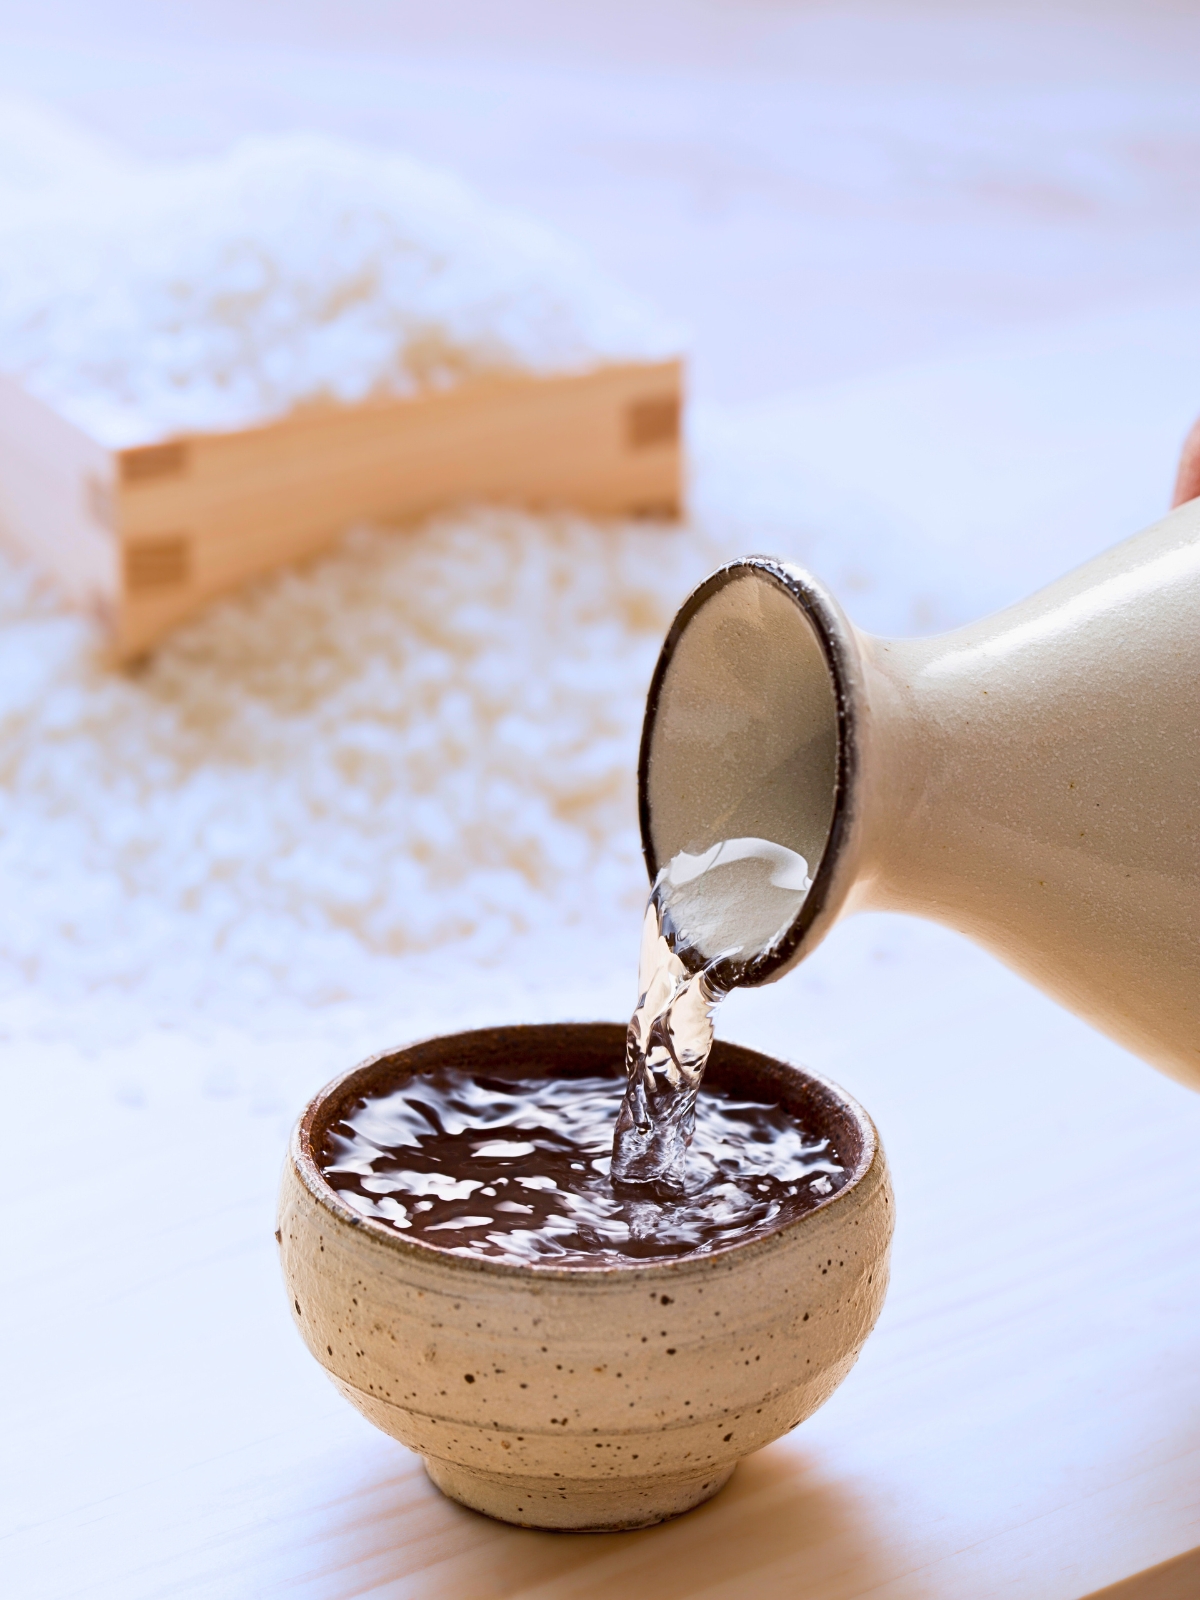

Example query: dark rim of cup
[292,1022,880,1280]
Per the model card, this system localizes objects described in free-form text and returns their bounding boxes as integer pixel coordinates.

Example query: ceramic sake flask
[277,1023,892,1531]
[639,501,1200,1088]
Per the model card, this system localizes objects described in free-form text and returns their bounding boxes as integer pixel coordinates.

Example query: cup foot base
[423,1455,737,1531]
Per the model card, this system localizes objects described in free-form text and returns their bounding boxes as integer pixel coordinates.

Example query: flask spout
[638,558,864,987]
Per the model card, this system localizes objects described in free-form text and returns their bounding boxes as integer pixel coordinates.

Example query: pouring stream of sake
[611,838,812,1196]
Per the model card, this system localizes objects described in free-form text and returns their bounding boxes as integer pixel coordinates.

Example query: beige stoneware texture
[278,1058,892,1532]
[649,503,1200,1087]
[852,503,1200,1087]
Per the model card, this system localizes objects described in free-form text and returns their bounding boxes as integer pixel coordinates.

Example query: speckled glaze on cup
[277,1022,892,1532]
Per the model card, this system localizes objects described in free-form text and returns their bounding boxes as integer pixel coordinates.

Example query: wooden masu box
[0,357,683,660]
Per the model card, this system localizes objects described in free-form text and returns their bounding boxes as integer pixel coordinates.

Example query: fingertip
[1170,415,1200,509]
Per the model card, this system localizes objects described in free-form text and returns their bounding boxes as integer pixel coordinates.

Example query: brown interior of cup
[298,1022,872,1219]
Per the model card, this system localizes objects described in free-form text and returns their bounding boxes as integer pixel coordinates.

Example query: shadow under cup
[277,1023,893,1531]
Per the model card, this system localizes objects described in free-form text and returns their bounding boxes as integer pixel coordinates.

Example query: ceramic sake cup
[277,1022,892,1532]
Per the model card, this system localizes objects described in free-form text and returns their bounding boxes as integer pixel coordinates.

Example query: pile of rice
[0,101,680,446]
[0,104,702,1042]
[0,508,720,1039]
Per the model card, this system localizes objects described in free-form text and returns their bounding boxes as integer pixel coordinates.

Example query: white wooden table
[2,6,1199,1595]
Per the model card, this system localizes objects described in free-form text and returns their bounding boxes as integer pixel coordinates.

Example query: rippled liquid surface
[612,837,813,1196]
[320,1067,845,1267]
